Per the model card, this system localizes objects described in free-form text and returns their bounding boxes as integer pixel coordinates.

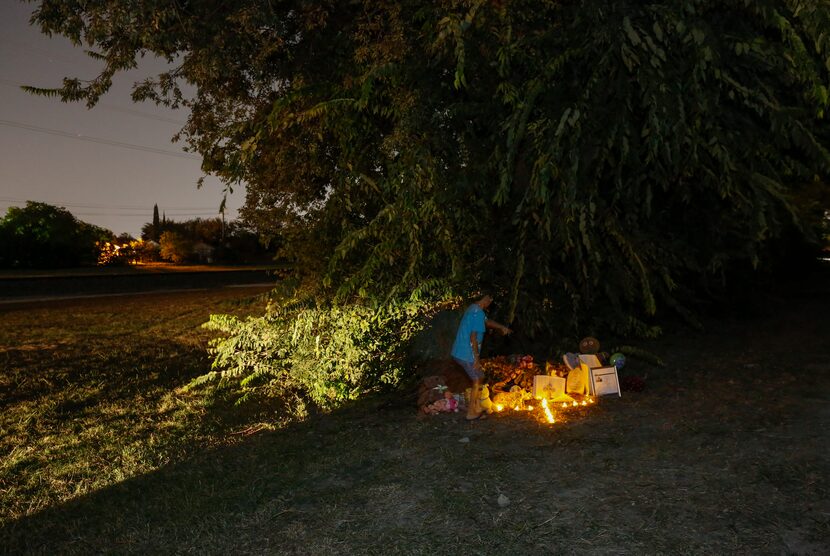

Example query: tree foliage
[27,1,830,340]
[151,203,160,242]
[0,201,113,268]
[158,230,192,264]
[142,215,272,263]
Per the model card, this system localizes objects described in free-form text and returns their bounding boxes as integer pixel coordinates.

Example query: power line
[1,79,188,125]
[70,213,223,217]
[0,210,226,219]
[0,37,88,67]
[0,119,201,160]
[74,211,223,216]
[101,104,186,125]
[73,212,222,216]
[0,196,218,210]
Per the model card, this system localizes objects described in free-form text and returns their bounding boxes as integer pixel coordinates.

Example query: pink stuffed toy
[422,391,459,414]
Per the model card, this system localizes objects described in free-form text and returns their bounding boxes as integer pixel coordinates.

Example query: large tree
[27,0,830,338]
[0,201,113,268]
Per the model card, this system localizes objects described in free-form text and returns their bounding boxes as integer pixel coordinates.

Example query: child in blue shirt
[451,293,512,420]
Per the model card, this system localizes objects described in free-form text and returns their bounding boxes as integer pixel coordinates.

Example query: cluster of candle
[493,396,594,425]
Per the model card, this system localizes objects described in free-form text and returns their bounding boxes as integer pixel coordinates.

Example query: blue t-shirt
[451,304,487,363]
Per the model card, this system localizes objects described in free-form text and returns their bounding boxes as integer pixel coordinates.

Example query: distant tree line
[141,204,274,264]
[0,201,275,269]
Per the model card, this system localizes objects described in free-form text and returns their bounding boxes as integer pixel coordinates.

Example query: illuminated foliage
[158,230,192,264]
[195,291,455,409]
[97,238,158,266]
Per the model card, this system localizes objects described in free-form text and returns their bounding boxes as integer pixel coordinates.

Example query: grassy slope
[0,289,273,522]
[0,276,828,555]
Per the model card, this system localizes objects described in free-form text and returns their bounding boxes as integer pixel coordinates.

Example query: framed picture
[590,366,621,397]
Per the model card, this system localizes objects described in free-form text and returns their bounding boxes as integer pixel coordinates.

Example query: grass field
[1,277,828,554]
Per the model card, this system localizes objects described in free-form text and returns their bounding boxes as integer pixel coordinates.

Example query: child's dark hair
[474,288,494,301]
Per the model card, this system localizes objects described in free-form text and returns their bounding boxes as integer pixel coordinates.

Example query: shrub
[191,288,455,412]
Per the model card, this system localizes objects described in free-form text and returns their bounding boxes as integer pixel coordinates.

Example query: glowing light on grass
[541,398,555,424]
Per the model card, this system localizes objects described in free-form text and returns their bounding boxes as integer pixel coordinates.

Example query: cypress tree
[152,204,160,242]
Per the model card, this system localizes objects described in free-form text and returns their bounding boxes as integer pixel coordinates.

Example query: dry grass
[1,276,828,555]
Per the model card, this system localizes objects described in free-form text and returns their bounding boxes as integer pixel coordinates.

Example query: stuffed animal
[479,384,495,414]
[417,375,448,408]
[445,391,459,412]
[579,336,600,354]
[422,390,460,414]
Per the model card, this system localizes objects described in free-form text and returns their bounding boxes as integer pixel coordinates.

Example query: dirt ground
[1,268,828,554]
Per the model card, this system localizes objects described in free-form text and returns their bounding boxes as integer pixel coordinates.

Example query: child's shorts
[453,356,484,381]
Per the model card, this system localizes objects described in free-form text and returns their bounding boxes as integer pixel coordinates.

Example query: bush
[191,288,455,412]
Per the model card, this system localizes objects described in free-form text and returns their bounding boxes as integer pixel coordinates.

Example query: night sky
[0,2,243,238]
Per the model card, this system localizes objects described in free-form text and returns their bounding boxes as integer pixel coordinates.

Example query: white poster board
[532,375,566,400]
[578,354,602,369]
[590,366,621,397]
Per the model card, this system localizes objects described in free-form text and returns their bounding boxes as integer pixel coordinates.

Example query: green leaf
[623,17,642,47]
